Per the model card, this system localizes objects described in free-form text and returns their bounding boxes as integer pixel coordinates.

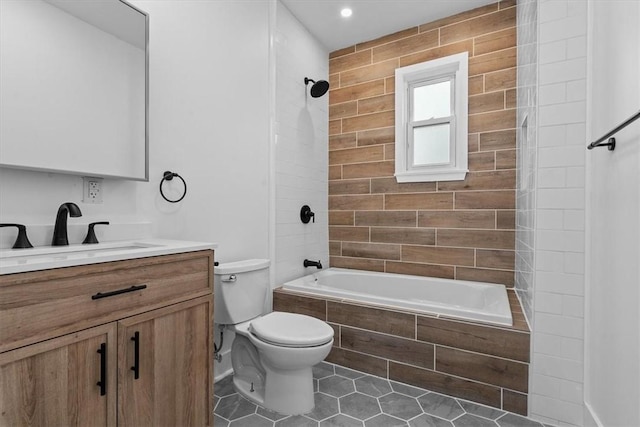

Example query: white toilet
[214,259,334,415]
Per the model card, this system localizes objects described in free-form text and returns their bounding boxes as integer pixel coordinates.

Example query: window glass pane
[413,80,451,121]
[413,123,450,166]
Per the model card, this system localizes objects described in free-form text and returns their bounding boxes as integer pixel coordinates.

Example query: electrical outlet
[83,177,103,204]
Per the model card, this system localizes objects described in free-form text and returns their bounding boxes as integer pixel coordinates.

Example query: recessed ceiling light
[340,8,352,18]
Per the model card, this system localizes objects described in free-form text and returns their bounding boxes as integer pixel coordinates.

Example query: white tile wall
[536,210,563,230]
[538,146,585,168]
[538,82,566,106]
[536,291,563,313]
[515,0,538,325]
[538,0,567,22]
[539,58,587,85]
[516,0,588,424]
[535,271,583,295]
[539,102,586,128]
[538,14,587,44]
[537,188,584,209]
[273,1,329,286]
[538,169,569,189]
[539,40,566,65]
[538,124,566,147]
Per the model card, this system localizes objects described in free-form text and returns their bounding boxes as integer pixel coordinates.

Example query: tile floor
[214,362,548,427]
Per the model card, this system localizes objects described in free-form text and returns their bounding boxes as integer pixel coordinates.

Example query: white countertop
[0,239,217,275]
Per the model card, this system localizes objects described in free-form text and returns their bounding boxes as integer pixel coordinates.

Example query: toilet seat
[249,312,334,348]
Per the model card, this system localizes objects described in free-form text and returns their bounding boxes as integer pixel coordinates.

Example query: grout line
[451,412,466,422]
[387,360,510,398]
[433,345,437,370]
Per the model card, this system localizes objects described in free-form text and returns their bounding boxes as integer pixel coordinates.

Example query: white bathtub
[281,268,513,327]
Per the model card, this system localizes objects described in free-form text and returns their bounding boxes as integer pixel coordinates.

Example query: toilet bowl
[231,312,333,414]
[215,259,334,415]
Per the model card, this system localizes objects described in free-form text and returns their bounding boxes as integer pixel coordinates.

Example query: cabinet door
[0,323,117,427]
[118,296,212,427]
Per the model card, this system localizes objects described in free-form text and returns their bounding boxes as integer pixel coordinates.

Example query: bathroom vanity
[0,241,215,426]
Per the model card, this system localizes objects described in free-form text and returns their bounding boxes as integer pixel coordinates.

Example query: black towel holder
[587,109,640,151]
[159,171,187,203]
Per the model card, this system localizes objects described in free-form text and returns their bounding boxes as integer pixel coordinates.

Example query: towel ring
[159,171,187,203]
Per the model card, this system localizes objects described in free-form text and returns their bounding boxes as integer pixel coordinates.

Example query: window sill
[395,169,468,183]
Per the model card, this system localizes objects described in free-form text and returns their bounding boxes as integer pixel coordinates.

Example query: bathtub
[281,268,513,327]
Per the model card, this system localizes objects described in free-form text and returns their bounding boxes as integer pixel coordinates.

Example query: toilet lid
[249,312,334,347]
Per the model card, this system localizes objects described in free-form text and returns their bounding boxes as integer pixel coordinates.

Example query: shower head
[304,77,330,98]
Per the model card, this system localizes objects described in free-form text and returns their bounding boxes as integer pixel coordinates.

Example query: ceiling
[280,0,497,52]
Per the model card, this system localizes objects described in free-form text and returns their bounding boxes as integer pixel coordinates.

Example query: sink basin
[0,239,216,275]
[0,241,163,260]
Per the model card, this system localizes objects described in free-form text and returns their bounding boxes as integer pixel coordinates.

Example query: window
[395,52,468,183]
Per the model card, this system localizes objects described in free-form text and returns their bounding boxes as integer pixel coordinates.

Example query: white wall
[0,169,149,247]
[519,1,640,425]
[132,0,270,262]
[0,0,271,263]
[273,1,329,285]
[531,1,588,424]
[516,0,589,425]
[585,1,640,426]
[210,0,329,380]
[0,0,329,382]
[515,0,538,325]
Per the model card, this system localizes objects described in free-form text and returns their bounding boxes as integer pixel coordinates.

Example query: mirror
[0,0,148,181]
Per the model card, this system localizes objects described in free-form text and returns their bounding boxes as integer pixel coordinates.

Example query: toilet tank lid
[215,259,270,275]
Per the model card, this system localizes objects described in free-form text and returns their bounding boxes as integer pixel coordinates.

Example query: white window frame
[395,52,468,183]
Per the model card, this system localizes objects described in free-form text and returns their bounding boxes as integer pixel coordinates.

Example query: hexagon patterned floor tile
[355,375,393,398]
[339,392,381,420]
[213,362,549,426]
[417,393,465,421]
[216,394,258,421]
[319,375,356,398]
[306,393,339,421]
[378,393,423,420]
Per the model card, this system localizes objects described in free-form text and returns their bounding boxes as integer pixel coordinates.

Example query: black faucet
[0,223,33,249]
[52,202,82,246]
[303,259,322,269]
[82,221,110,244]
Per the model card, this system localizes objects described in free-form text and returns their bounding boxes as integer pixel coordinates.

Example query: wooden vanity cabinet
[0,323,117,427]
[118,297,211,427]
[0,250,214,427]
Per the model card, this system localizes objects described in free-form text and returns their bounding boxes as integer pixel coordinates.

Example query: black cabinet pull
[91,284,147,300]
[97,343,107,396]
[131,331,140,379]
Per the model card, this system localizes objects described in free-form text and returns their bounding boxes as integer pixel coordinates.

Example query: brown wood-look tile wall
[328,1,517,286]
[273,288,530,415]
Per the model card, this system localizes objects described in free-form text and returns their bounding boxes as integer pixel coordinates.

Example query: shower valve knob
[300,205,315,224]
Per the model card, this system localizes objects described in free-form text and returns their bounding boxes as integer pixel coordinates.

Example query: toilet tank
[214,259,270,325]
